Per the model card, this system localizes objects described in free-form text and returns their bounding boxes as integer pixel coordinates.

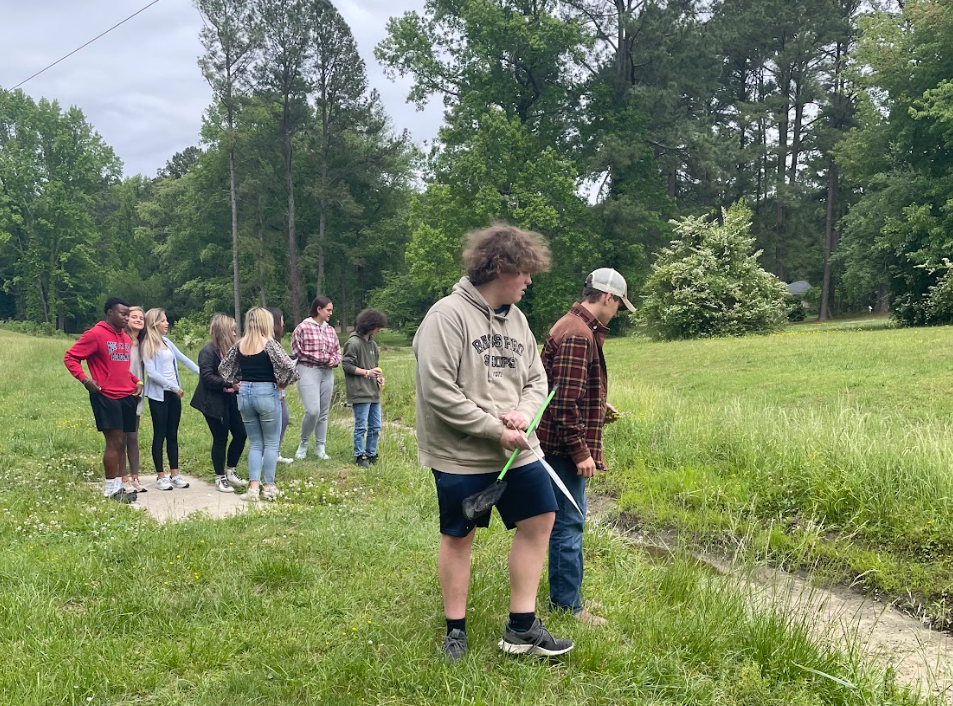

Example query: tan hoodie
[413,277,548,475]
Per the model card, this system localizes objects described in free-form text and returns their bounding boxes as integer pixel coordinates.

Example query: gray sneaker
[262,483,281,501]
[499,619,574,657]
[170,474,190,489]
[155,476,173,491]
[443,629,468,662]
[215,476,235,493]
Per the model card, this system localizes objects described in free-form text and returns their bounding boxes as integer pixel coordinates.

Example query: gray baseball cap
[588,268,636,313]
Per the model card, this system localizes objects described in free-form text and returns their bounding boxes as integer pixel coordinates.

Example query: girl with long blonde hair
[219,307,299,501]
[189,314,248,493]
[142,308,199,491]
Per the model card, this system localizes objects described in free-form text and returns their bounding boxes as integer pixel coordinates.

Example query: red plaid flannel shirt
[537,304,609,470]
[291,318,341,368]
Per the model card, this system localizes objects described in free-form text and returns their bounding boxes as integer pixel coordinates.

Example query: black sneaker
[367,455,379,465]
[355,455,370,468]
[109,488,138,504]
[443,628,468,662]
[499,619,574,657]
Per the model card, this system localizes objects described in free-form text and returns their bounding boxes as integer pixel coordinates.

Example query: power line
[12,0,163,90]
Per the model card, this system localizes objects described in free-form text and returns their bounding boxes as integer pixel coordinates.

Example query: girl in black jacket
[190,314,248,493]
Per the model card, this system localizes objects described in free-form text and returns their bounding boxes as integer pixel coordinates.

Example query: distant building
[786,280,811,296]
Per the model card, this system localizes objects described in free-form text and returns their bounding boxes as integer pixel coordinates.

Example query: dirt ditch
[589,494,953,704]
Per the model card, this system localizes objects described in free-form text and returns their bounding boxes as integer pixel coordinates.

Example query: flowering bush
[640,202,789,340]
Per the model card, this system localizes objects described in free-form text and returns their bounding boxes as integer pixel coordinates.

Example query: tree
[308,0,370,298]
[255,0,312,322]
[196,0,259,331]
[0,90,121,330]
[640,201,789,339]
[838,0,953,325]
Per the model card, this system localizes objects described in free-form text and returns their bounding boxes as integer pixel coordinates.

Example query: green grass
[0,329,923,705]
[589,321,953,627]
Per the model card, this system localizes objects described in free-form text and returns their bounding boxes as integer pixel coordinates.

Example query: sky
[0,0,445,177]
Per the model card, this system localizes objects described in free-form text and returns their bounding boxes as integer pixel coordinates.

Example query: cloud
[0,0,443,177]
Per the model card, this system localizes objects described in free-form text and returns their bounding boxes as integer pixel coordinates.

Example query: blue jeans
[237,382,281,483]
[352,402,381,458]
[547,455,588,613]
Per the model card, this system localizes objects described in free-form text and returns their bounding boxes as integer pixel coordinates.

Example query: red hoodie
[64,321,139,399]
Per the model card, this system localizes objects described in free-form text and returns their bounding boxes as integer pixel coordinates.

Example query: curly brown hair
[354,308,388,336]
[463,223,551,286]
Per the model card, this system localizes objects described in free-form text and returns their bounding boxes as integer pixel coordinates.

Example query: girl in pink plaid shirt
[291,296,341,460]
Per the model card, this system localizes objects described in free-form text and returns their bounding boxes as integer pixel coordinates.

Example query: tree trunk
[819,159,838,321]
[228,130,242,334]
[875,285,890,313]
[774,59,791,280]
[284,98,301,322]
[258,208,267,307]
[316,75,329,298]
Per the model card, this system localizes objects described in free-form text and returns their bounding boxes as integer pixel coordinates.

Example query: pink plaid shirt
[291,318,341,368]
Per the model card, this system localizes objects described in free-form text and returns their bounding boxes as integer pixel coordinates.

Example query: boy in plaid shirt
[537,268,635,626]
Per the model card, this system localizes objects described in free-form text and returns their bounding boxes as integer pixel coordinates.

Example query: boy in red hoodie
[64,297,144,502]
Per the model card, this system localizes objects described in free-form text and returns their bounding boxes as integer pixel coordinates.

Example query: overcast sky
[0,0,444,177]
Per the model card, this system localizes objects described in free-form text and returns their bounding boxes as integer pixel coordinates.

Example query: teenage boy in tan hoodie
[413,224,574,662]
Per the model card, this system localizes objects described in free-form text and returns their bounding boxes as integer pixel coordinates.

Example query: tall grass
[0,329,926,704]
[597,324,953,626]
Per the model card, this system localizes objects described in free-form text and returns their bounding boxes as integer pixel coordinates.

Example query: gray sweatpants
[297,364,334,447]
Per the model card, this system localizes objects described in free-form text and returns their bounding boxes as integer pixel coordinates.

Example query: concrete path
[132,473,246,522]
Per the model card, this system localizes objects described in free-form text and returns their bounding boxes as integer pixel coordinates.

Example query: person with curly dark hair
[342,308,388,467]
[413,223,573,662]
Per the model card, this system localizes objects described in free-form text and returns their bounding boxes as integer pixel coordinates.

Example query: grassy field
[379,316,953,626]
[581,319,953,629]
[0,328,923,705]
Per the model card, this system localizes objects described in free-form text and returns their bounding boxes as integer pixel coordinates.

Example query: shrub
[0,319,69,338]
[640,201,789,340]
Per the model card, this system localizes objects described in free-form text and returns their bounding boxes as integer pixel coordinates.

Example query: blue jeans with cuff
[352,402,381,458]
[547,454,589,614]
[237,382,281,483]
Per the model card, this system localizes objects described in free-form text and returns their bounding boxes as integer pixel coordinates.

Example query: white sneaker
[277,456,294,465]
[156,476,173,491]
[294,443,309,461]
[315,444,330,461]
[239,487,260,502]
[225,468,248,487]
[215,476,235,493]
[170,474,190,489]
[262,483,281,500]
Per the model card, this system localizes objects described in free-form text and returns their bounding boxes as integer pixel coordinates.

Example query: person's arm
[63,329,100,391]
[199,347,229,391]
[545,335,592,464]
[341,338,359,376]
[415,312,506,441]
[143,351,181,393]
[218,345,240,384]
[167,338,199,374]
[268,340,300,388]
[514,336,549,426]
[329,333,342,368]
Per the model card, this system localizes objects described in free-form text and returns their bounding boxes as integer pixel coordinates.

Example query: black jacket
[190,343,236,421]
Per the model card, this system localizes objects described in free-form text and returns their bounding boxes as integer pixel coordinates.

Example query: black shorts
[432,460,558,537]
[89,393,139,433]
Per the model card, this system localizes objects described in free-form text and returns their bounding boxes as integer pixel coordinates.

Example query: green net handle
[497,386,558,481]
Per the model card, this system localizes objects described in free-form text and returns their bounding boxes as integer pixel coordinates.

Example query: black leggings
[149,391,181,473]
[204,400,247,476]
